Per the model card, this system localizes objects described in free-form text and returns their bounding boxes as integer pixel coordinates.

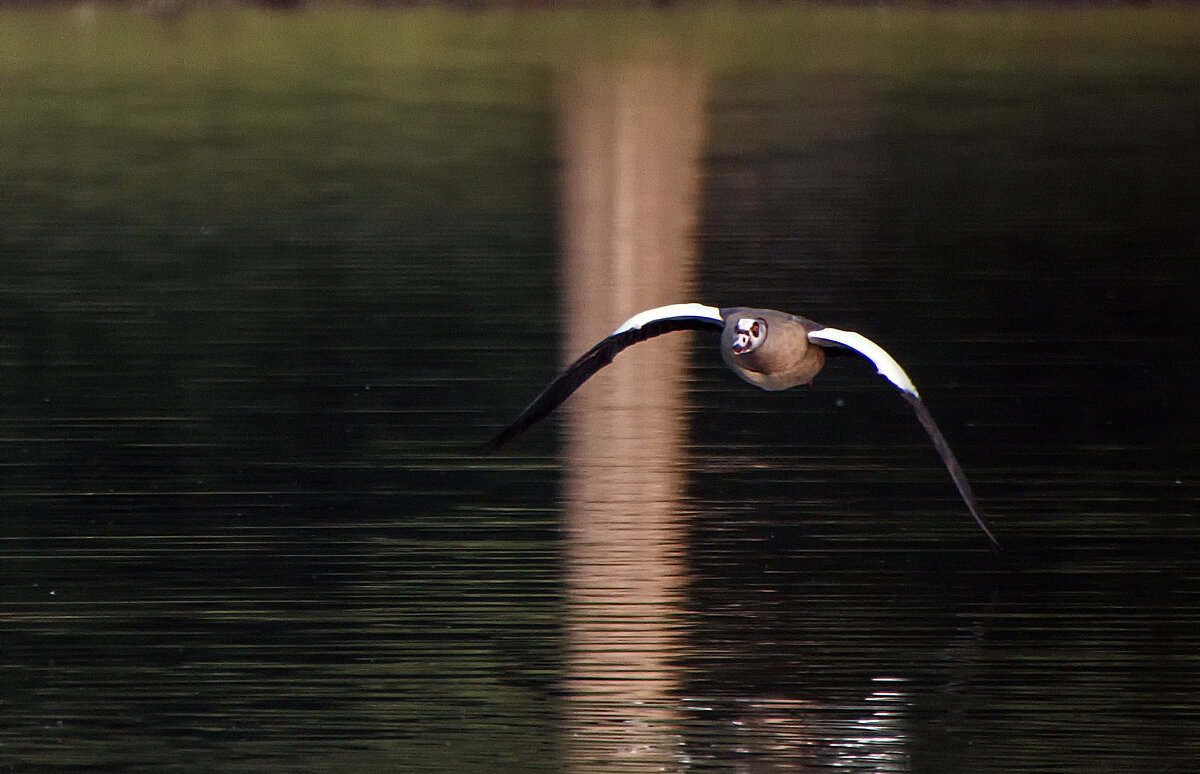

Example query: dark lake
[1,6,1198,772]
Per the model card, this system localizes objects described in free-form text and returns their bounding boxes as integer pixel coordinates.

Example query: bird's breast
[722,327,825,391]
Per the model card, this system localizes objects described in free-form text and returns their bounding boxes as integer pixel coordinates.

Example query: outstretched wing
[807,326,1001,550]
[485,304,725,452]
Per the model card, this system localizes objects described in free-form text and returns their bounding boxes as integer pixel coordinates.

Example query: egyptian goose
[486,303,999,548]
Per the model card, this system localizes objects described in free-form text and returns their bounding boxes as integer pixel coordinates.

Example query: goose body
[486,303,999,549]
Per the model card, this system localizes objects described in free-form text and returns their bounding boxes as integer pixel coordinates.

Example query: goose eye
[751,321,761,338]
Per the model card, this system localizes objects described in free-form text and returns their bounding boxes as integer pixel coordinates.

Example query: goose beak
[731,331,753,354]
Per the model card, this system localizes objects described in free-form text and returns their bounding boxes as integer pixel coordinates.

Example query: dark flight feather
[484,315,723,452]
[898,391,1001,550]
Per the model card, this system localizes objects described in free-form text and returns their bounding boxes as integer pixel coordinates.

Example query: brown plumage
[720,308,827,390]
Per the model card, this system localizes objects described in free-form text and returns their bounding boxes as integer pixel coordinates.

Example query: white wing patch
[611,303,724,335]
[807,327,921,399]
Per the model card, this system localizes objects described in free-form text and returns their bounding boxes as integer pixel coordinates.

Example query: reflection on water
[682,684,911,771]
[2,6,1200,773]
[556,48,704,770]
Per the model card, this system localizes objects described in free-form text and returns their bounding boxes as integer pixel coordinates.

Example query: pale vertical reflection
[556,48,706,771]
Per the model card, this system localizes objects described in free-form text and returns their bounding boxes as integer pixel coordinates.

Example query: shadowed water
[2,7,1199,772]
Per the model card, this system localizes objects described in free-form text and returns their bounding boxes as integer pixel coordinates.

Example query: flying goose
[486,303,999,548]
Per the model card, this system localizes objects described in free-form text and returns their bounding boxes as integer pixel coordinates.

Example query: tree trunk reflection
[557,47,707,771]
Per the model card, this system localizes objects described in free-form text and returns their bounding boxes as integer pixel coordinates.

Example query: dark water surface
[2,7,1199,772]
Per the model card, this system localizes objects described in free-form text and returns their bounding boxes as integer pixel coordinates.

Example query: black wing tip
[980,521,1004,553]
[481,425,521,454]
[897,391,1002,551]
